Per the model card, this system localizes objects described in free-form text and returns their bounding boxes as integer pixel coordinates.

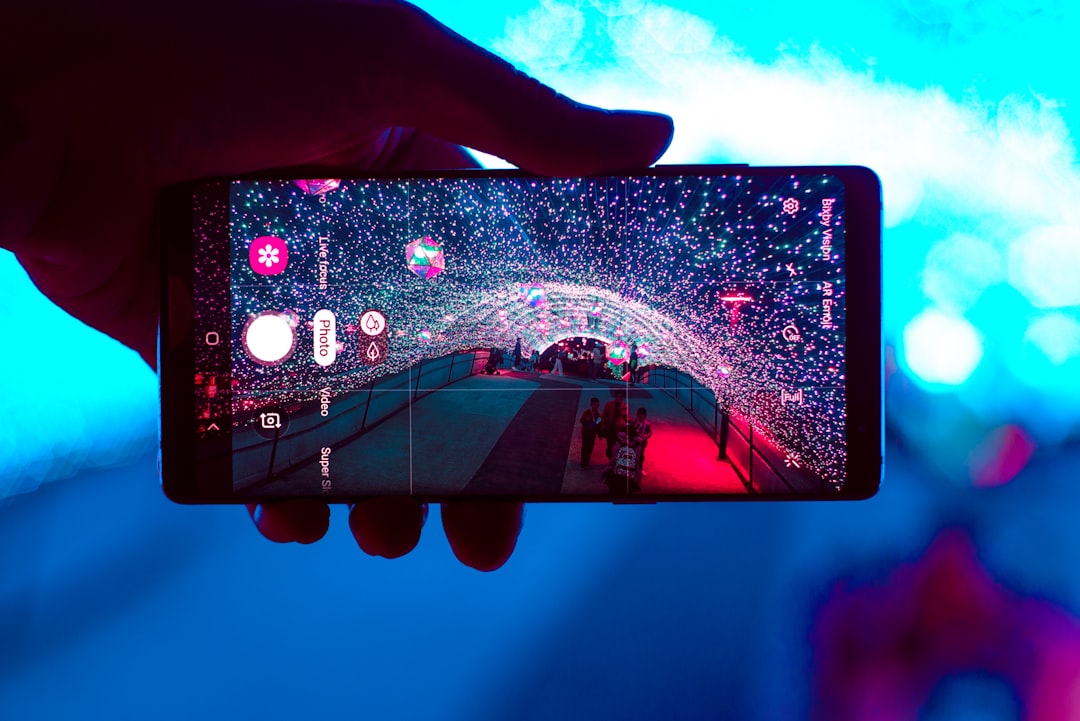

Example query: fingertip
[602,109,675,168]
[493,104,676,176]
[389,10,674,176]
[349,497,427,559]
[248,500,330,544]
[441,501,524,572]
[504,103,675,176]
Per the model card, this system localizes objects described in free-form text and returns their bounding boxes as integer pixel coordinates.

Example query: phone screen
[176,168,879,501]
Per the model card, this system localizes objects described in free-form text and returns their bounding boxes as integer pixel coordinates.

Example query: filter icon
[357,309,388,367]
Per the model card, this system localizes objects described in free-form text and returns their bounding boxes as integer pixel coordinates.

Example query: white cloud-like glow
[0,251,158,498]
[494,2,1078,232]
[920,233,1005,314]
[1024,312,1080,367]
[1008,224,1080,309]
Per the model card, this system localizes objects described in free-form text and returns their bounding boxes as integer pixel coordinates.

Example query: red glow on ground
[637,424,744,493]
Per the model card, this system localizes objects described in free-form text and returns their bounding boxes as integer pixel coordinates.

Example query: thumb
[382,4,674,175]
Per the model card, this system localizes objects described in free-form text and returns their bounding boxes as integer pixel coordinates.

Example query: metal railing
[643,366,816,494]
[233,349,492,489]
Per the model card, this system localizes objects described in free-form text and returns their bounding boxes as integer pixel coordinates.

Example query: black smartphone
[159,165,882,503]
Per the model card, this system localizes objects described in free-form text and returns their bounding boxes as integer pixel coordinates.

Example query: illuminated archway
[410,281,741,396]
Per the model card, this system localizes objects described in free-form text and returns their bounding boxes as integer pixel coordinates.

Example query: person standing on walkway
[630,406,653,475]
[513,337,522,370]
[604,430,639,494]
[579,397,602,467]
[629,343,640,384]
[601,390,628,459]
[553,346,567,376]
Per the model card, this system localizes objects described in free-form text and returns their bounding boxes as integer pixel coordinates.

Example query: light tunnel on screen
[201,173,847,497]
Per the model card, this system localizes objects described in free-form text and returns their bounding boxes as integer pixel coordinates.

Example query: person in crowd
[529,348,540,373]
[553,346,567,376]
[512,337,522,370]
[579,397,602,467]
[629,406,653,476]
[604,430,639,494]
[601,389,628,459]
[629,343,640,384]
[593,344,606,380]
[484,346,502,375]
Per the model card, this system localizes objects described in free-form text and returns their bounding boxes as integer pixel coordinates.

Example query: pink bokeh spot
[970,424,1036,488]
[812,529,1080,721]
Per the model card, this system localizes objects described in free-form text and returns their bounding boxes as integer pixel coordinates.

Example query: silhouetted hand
[0,0,673,570]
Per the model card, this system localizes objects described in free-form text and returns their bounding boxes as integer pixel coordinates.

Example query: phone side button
[611,499,657,504]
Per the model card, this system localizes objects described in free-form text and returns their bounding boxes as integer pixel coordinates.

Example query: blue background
[2,1,1078,718]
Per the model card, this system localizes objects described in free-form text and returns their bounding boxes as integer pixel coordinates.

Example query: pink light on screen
[719,292,753,328]
[293,179,341,195]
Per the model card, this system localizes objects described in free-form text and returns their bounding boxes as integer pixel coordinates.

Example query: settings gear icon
[781,197,800,215]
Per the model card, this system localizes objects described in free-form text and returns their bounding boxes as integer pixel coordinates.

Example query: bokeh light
[920,233,1005,314]
[1024,312,1080,367]
[902,308,983,388]
[1008,224,1080,309]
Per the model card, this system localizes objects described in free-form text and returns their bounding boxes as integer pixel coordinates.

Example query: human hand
[1,0,673,570]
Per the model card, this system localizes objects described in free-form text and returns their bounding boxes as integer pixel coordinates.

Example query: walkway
[260,370,747,497]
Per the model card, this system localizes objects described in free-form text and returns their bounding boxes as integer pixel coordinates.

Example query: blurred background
[2,0,1078,718]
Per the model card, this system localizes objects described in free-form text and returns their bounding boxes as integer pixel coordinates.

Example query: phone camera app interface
[195,173,846,498]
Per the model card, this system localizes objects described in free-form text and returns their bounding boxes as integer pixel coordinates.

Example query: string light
[209,174,847,487]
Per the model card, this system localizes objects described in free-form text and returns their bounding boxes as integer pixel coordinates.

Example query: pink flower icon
[249,236,288,276]
[257,245,279,267]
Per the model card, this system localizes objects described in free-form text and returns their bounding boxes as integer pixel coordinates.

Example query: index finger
[141,0,672,183]
[383,3,674,175]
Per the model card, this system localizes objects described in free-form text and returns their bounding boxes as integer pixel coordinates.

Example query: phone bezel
[160,164,882,503]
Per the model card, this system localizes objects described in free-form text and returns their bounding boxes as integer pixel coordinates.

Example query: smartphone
[159,165,882,503]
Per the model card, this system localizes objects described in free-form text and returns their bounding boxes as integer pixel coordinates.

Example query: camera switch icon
[253,407,290,439]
